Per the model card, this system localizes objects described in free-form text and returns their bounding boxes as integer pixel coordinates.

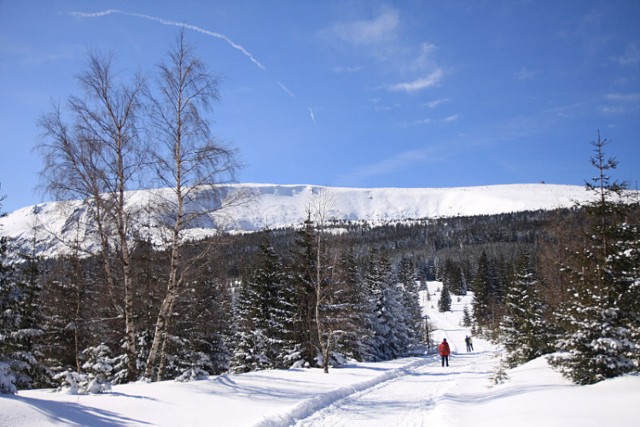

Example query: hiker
[465,335,474,352]
[438,338,451,367]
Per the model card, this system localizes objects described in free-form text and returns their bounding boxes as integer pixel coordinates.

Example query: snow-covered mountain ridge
[1,183,596,257]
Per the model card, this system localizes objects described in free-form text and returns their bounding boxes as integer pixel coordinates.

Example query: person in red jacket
[438,338,451,367]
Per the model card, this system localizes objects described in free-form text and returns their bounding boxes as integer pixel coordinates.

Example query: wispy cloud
[599,92,640,115]
[322,6,444,87]
[401,114,459,128]
[404,42,438,74]
[388,69,443,93]
[600,106,627,115]
[332,65,364,73]
[517,68,537,81]
[613,42,640,66]
[546,98,593,119]
[0,40,79,65]
[328,7,399,52]
[370,97,399,112]
[337,140,465,186]
[374,104,398,112]
[308,107,316,123]
[605,92,640,102]
[424,98,450,109]
[339,148,431,184]
[70,9,266,70]
[559,9,611,57]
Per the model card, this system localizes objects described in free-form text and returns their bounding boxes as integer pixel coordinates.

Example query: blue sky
[1,0,639,212]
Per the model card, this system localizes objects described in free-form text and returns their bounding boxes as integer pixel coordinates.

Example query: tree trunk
[145,172,184,380]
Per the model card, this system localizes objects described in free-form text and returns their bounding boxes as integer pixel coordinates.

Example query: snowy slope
[1,282,638,426]
[0,183,595,257]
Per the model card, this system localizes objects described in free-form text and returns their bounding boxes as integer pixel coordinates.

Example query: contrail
[278,82,295,98]
[71,9,266,70]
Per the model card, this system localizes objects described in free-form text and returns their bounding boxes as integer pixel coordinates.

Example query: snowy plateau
[1,183,599,258]
[0,283,638,426]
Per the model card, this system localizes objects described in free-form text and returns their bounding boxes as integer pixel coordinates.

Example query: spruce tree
[231,242,296,372]
[397,256,423,351]
[288,214,319,367]
[230,279,264,373]
[166,271,233,379]
[472,252,493,327]
[462,306,472,327]
[500,254,551,367]
[472,251,503,331]
[38,254,93,376]
[438,283,452,312]
[0,195,47,392]
[13,246,50,389]
[362,251,389,360]
[262,245,298,369]
[609,221,640,352]
[443,258,466,295]
[314,246,368,369]
[333,248,370,361]
[0,230,19,394]
[550,133,640,384]
[363,251,414,360]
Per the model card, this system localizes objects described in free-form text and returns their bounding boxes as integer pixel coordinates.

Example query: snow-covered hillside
[1,282,637,426]
[0,183,595,257]
[240,183,592,226]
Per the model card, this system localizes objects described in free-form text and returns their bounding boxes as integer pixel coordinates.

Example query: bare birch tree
[308,190,342,373]
[143,32,242,381]
[37,52,146,380]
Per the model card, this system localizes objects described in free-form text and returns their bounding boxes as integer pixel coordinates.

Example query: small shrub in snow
[54,344,124,394]
[462,306,472,327]
[54,370,87,395]
[489,359,510,387]
[175,367,209,382]
[290,360,306,369]
[0,362,17,394]
[81,344,118,393]
[54,369,111,395]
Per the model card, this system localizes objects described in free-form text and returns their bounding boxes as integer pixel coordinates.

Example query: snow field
[1,281,638,426]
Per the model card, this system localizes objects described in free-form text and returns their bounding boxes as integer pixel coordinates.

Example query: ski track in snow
[254,357,433,427]
[291,357,445,426]
[289,351,495,427]
[260,283,494,427]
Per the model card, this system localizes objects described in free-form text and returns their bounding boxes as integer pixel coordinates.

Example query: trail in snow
[291,350,497,426]
[259,282,497,427]
[280,283,497,426]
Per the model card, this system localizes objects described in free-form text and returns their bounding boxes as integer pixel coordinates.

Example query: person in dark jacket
[438,338,451,367]
[465,335,473,352]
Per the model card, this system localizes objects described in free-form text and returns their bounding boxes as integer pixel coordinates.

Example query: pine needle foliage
[549,133,640,384]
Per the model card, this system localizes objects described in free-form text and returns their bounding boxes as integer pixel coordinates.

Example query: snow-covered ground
[1,282,638,426]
